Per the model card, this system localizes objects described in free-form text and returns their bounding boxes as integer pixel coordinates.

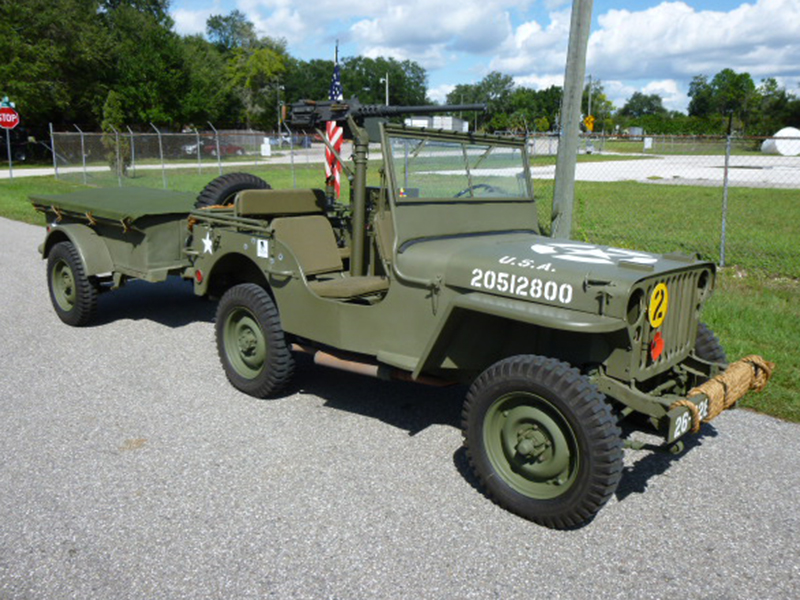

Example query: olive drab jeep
[32,100,773,528]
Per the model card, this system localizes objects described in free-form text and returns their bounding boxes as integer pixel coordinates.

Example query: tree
[227,46,286,129]
[445,72,514,131]
[709,68,757,133]
[339,56,427,106]
[687,75,713,117]
[100,90,130,175]
[619,92,667,118]
[0,0,111,130]
[178,35,236,126]
[206,10,258,53]
[101,2,189,126]
[688,69,758,133]
[283,58,336,104]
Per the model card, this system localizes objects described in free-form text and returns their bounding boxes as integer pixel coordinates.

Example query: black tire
[196,172,270,209]
[462,355,623,529]
[215,283,294,398]
[47,241,98,327]
[695,323,727,364]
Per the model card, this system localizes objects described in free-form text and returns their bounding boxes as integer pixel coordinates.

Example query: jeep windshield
[385,128,533,200]
[382,126,539,250]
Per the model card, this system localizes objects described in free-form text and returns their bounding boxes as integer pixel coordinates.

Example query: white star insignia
[202,232,214,254]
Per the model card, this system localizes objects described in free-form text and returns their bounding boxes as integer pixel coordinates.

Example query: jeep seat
[270,215,389,300]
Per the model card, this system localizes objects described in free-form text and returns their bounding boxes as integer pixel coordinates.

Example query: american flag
[325,51,344,198]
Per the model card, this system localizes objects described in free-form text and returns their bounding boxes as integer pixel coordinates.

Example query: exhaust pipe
[291,344,453,387]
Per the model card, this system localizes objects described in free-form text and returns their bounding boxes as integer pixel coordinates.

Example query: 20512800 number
[470,268,573,304]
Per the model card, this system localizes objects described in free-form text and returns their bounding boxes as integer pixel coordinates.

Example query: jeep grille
[634,268,705,380]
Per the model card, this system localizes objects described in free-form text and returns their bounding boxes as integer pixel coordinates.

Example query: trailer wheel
[47,241,98,327]
[695,323,727,364]
[196,172,270,208]
[216,283,294,398]
[462,355,623,529]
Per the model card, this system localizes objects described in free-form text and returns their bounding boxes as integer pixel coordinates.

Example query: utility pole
[551,0,593,239]
[587,74,593,120]
[379,73,389,105]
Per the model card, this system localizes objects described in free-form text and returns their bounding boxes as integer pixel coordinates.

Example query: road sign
[0,106,20,130]
[584,114,595,132]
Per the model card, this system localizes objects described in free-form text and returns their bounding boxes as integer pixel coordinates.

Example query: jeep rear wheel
[47,241,98,327]
[216,283,294,398]
[462,355,623,529]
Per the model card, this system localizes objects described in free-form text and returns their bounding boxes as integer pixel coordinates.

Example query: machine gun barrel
[289,98,486,128]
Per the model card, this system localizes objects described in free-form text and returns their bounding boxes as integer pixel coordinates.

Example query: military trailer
[31,100,773,528]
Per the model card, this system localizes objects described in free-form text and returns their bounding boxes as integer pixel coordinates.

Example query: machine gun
[289,98,486,141]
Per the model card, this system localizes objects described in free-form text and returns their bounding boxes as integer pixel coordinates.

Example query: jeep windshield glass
[388,135,529,200]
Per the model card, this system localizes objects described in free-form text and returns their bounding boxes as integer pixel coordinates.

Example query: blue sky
[171,0,800,112]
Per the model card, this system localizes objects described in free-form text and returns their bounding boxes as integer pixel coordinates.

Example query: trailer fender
[42,223,114,277]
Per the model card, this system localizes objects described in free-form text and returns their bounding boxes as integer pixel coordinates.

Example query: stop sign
[0,107,20,130]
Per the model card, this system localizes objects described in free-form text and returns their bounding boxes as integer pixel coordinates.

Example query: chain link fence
[49,126,800,279]
[50,126,323,191]
[529,132,800,279]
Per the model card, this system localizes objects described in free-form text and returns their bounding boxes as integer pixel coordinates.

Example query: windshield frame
[381,124,535,205]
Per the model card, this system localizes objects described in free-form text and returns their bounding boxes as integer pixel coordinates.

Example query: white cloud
[642,80,686,111]
[489,8,571,75]
[428,83,456,103]
[349,0,515,69]
[512,73,564,90]
[588,0,800,80]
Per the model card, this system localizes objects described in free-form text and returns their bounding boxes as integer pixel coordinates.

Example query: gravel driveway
[1,216,798,599]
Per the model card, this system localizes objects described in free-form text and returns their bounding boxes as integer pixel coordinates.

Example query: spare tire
[195,172,270,209]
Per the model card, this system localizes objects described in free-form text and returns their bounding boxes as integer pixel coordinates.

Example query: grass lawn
[2,171,797,423]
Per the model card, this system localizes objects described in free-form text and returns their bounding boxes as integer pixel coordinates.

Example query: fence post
[49,123,59,180]
[150,123,167,189]
[194,128,201,175]
[253,129,259,168]
[74,125,88,185]
[282,122,297,188]
[110,125,122,187]
[208,121,222,176]
[126,126,136,178]
[720,134,732,267]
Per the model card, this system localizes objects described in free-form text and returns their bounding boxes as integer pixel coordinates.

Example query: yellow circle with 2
[648,283,669,328]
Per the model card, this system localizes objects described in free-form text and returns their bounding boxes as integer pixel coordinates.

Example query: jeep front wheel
[216,283,294,398]
[462,355,623,529]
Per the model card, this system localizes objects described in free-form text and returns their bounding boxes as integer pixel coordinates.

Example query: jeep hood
[397,233,712,319]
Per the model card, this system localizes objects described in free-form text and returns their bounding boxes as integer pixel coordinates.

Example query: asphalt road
[1,216,798,599]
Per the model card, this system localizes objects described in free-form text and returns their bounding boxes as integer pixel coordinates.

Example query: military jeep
[32,103,772,528]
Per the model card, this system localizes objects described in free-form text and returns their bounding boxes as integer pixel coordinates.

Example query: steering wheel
[453,183,508,198]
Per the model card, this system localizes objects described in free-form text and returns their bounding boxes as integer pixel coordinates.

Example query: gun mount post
[349,115,369,276]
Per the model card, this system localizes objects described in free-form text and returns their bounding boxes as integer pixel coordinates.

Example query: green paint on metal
[31,188,196,223]
[51,257,76,312]
[483,391,578,499]
[222,306,267,380]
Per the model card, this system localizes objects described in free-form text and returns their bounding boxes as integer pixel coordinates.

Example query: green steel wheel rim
[51,258,77,313]
[223,307,267,379]
[483,391,579,500]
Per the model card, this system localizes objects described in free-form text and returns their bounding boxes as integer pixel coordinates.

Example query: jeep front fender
[413,292,625,379]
